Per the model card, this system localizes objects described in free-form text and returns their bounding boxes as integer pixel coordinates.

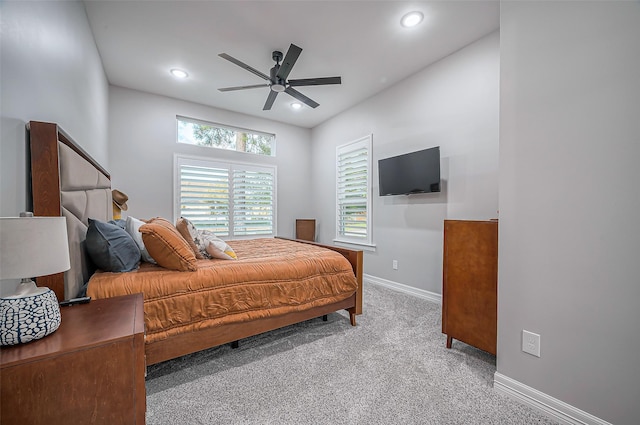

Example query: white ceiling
[85,1,499,129]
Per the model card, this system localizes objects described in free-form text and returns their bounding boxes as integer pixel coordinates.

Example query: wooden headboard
[29,121,112,301]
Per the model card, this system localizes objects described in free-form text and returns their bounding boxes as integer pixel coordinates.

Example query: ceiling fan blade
[285,87,319,108]
[276,44,302,81]
[288,77,342,87]
[218,84,269,92]
[219,53,270,81]
[263,90,279,110]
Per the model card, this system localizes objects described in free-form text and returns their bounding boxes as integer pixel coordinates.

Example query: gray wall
[0,1,108,297]
[0,0,109,217]
[108,86,313,238]
[310,32,500,294]
[498,2,640,423]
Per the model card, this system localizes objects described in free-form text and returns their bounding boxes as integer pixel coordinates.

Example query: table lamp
[0,214,70,345]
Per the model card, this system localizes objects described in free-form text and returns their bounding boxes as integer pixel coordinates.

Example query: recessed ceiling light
[170,69,189,79]
[290,102,302,110]
[401,11,424,28]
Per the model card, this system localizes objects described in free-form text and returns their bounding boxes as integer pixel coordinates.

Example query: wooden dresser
[442,219,498,355]
[0,293,146,424]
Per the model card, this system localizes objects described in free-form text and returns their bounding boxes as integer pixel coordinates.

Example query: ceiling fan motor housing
[269,64,286,92]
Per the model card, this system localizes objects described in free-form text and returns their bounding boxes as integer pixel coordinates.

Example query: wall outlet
[392,260,398,270]
[522,330,541,357]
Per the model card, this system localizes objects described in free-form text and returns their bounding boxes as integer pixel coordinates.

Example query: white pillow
[200,230,237,260]
[125,216,157,264]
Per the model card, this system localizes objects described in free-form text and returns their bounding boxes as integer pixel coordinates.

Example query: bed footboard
[146,293,356,365]
[275,236,363,315]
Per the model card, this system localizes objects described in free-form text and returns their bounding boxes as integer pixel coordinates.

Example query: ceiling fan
[218,43,341,111]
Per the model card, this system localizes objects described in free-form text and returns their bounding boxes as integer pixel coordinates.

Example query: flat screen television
[378,146,440,196]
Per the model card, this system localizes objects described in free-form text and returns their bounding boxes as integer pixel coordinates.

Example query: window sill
[333,239,376,252]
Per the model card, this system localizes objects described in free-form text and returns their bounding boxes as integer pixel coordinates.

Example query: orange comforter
[87,238,358,344]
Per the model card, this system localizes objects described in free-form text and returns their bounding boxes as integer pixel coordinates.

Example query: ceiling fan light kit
[218,43,342,111]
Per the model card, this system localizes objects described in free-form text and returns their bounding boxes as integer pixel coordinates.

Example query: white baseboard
[493,372,612,425]
[364,274,441,304]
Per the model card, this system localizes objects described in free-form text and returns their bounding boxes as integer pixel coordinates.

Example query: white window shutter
[177,156,276,238]
[336,135,372,245]
[232,167,274,236]
[179,163,230,236]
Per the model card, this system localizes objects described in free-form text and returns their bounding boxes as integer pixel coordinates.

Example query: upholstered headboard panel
[29,121,111,300]
[58,142,112,298]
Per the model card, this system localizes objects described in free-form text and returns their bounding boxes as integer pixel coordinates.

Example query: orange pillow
[175,217,204,259]
[140,217,197,271]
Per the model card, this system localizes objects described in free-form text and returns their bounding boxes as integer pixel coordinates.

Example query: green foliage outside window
[178,117,274,156]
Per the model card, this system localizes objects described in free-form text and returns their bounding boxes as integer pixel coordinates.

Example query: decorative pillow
[139,217,197,271]
[85,218,141,272]
[111,219,126,229]
[175,217,205,259]
[200,230,237,260]
[125,216,157,264]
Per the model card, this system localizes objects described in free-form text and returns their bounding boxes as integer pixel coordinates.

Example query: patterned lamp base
[0,289,61,346]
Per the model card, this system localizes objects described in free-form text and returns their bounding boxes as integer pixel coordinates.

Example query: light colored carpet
[146,284,557,424]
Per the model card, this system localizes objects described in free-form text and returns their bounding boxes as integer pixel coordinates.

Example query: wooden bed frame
[28,120,363,365]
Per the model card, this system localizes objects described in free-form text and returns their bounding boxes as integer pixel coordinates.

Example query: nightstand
[0,293,146,424]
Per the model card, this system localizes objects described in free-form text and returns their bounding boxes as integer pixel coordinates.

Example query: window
[335,135,373,247]
[177,116,275,156]
[176,156,276,238]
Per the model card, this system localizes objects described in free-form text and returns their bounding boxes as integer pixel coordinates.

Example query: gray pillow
[86,218,141,272]
[125,216,156,264]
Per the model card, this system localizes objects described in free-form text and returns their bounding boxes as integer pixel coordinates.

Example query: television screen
[378,146,440,196]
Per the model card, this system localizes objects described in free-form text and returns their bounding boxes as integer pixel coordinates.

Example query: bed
[28,120,363,365]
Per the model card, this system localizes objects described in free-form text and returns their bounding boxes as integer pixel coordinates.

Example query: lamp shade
[0,216,71,280]
[1,216,70,345]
